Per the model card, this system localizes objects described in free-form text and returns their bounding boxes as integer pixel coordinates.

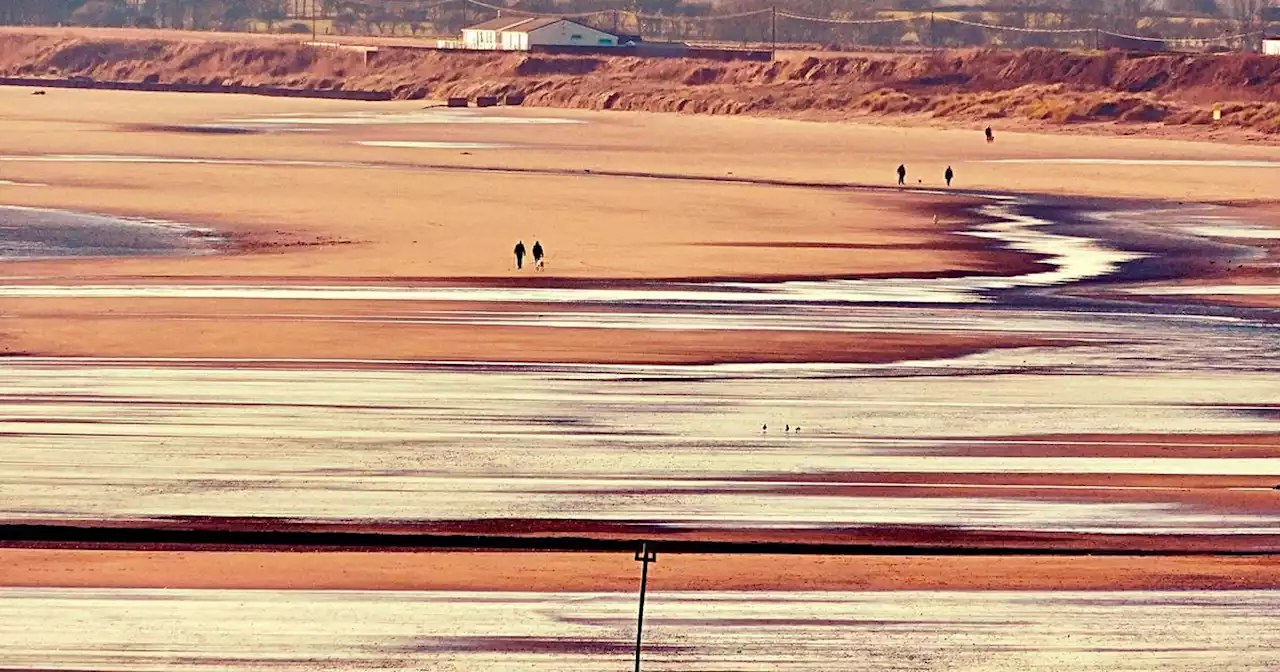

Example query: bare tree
[1113,0,1156,33]
[399,5,426,35]
[1226,0,1264,48]
[70,1,128,26]
[367,4,396,32]
[0,0,82,24]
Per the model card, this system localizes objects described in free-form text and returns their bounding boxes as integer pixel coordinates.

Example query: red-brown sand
[3,549,1278,592]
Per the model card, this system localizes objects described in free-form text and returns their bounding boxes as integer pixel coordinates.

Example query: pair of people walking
[897,164,956,187]
[513,240,544,270]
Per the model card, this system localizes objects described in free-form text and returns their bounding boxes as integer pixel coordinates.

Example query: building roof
[463,17,537,32]
[505,17,566,34]
[464,16,609,35]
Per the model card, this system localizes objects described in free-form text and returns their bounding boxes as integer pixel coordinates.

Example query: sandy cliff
[2,30,1279,134]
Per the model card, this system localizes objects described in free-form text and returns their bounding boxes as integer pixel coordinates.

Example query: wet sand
[0,297,1057,362]
[4,357,1278,545]
[4,549,1279,591]
[0,205,218,259]
[5,587,1278,671]
[1077,201,1280,310]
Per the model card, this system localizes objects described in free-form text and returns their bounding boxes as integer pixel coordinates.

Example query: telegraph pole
[311,0,317,40]
[770,6,777,54]
[633,542,657,672]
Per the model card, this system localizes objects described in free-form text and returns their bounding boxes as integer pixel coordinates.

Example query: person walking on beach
[514,240,526,270]
[897,164,906,186]
[985,126,995,143]
[945,165,954,186]
[532,240,544,270]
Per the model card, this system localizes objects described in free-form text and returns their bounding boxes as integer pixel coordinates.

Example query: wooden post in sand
[634,542,658,672]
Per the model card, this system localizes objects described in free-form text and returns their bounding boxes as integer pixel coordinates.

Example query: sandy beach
[0,22,1279,669]
[0,75,1278,649]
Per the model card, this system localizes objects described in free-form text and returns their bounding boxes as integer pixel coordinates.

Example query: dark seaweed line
[2,524,1277,556]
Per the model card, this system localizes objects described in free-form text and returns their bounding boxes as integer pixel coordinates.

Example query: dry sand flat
[0,86,1061,365]
[5,86,1280,201]
[1,88,1277,286]
[0,89,1024,282]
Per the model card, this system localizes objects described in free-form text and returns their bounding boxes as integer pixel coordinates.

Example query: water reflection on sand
[1,588,1276,671]
[3,356,1277,532]
[0,205,218,260]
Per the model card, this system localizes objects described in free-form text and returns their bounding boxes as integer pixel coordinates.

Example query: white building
[461,17,526,50]
[1264,38,1280,56]
[461,17,617,51]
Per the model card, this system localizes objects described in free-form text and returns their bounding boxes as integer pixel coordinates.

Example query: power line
[937,14,1093,33]
[635,8,772,21]
[461,0,615,19]
[777,12,919,26]
[1100,27,1265,43]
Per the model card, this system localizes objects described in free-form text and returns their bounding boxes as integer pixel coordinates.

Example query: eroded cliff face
[3,32,1278,133]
